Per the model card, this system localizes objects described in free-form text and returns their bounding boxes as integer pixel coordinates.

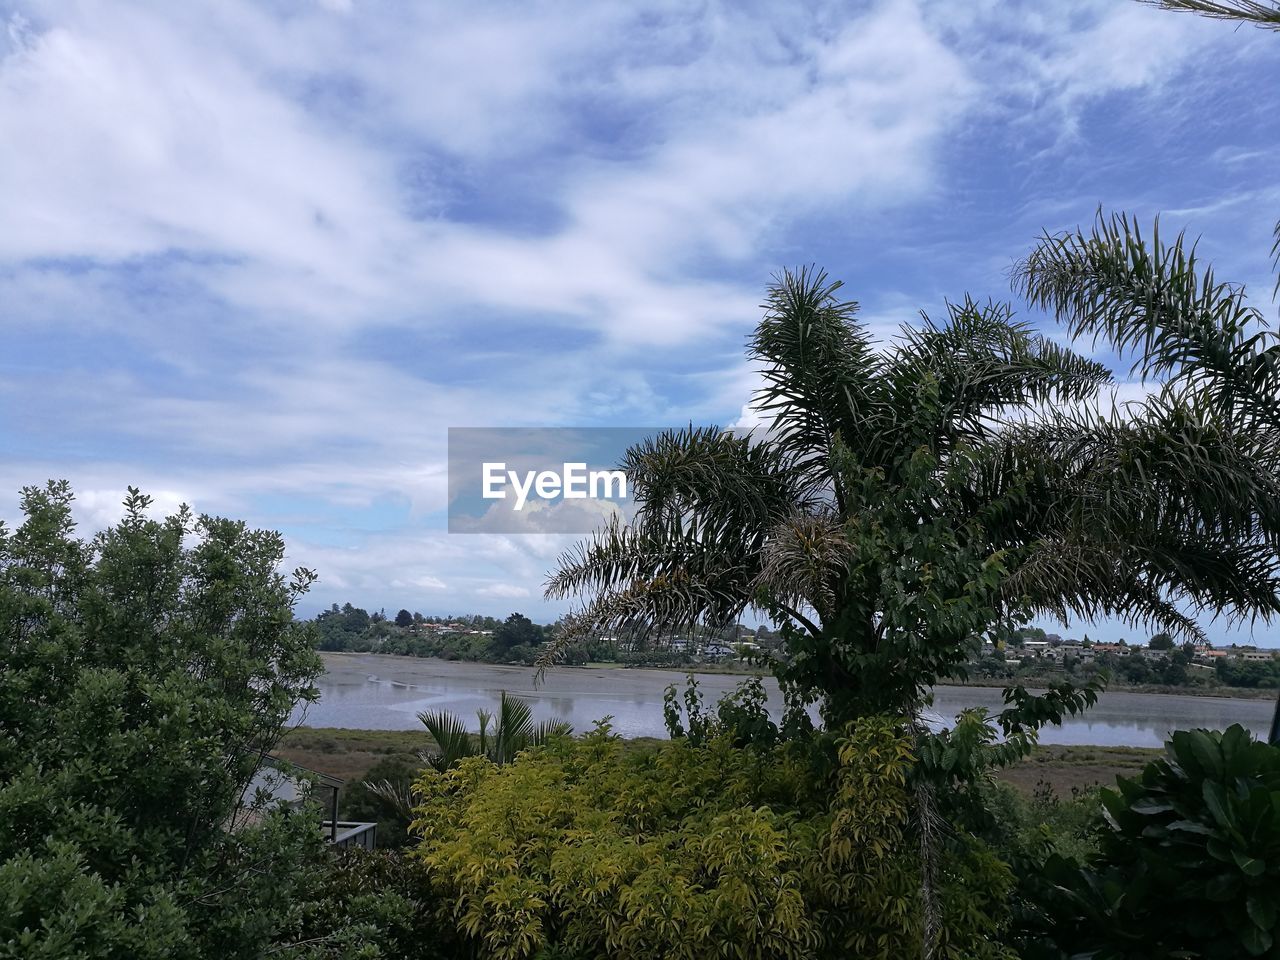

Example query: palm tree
[546,223,1280,729]
[365,691,571,821]
[418,691,570,771]
[544,228,1280,959]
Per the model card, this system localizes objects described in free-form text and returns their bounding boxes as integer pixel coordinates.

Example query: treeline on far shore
[308,603,772,668]
[970,628,1280,694]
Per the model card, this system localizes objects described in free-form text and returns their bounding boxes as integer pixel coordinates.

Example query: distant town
[311,604,1280,691]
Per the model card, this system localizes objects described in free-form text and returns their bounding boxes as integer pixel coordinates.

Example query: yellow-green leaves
[408,720,1014,960]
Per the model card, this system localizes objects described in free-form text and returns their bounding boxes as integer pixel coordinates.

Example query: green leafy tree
[395,608,414,628]
[313,602,373,651]
[341,602,371,631]
[0,482,326,958]
[492,612,542,655]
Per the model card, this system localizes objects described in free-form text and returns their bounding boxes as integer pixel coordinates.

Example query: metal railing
[322,820,378,850]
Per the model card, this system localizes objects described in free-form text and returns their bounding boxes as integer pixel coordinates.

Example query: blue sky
[2,1,1279,643]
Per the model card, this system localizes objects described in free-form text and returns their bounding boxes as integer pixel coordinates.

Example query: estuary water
[294,652,1274,748]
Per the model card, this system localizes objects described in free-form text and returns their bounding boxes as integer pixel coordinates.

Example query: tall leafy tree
[0,482,325,958]
[544,228,1280,958]
[492,612,543,653]
[547,232,1280,730]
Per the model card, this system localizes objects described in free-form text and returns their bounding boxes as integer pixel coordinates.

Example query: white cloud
[2,0,1277,636]
[0,0,978,346]
[477,584,532,600]
[452,495,627,536]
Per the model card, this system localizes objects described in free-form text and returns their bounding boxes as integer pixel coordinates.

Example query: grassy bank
[278,725,1159,797]
[992,744,1159,795]
[275,727,425,783]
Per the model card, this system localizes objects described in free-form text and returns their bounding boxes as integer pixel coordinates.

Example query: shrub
[1029,724,1280,959]
[341,756,424,848]
[278,848,457,959]
[409,719,1015,960]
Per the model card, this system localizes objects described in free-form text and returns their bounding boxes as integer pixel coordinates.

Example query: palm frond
[363,779,417,821]
[417,694,569,769]
[532,719,573,743]
[417,709,477,772]
[1273,219,1279,301]
[622,425,805,537]
[978,392,1280,547]
[1004,538,1209,645]
[1139,0,1280,29]
[493,691,535,764]
[1014,211,1280,429]
[544,506,764,635]
[751,511,849,623]
[892,296,1112,449]
[749,266,885,482]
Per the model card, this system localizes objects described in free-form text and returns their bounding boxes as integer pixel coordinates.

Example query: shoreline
[317,649,1278,703]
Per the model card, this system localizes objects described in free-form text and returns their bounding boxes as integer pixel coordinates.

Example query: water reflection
[293,652,1274,748]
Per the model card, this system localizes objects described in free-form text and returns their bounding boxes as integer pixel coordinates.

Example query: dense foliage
[309,603,756,668]
[410,717,1016,960]
[1031,725,1280,959]
[314,607,569,665]
[340,756,424,849]
[0,482,326,958]
[281,849,456,960]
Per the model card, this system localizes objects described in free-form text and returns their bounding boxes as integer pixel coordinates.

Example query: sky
[2,0,1279,644]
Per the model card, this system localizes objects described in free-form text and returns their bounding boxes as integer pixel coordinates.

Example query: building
[1092,643,1130,656]
[1237,650,1277,663]
[1196,649,1230,663]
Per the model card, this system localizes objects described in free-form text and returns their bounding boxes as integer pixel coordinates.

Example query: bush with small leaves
[278,848,458,959]
[409,718,1016,960]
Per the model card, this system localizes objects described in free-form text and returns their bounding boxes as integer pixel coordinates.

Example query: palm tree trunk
[915,778,942,960]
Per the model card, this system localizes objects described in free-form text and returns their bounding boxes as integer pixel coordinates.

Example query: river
[294,652,1275,748]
